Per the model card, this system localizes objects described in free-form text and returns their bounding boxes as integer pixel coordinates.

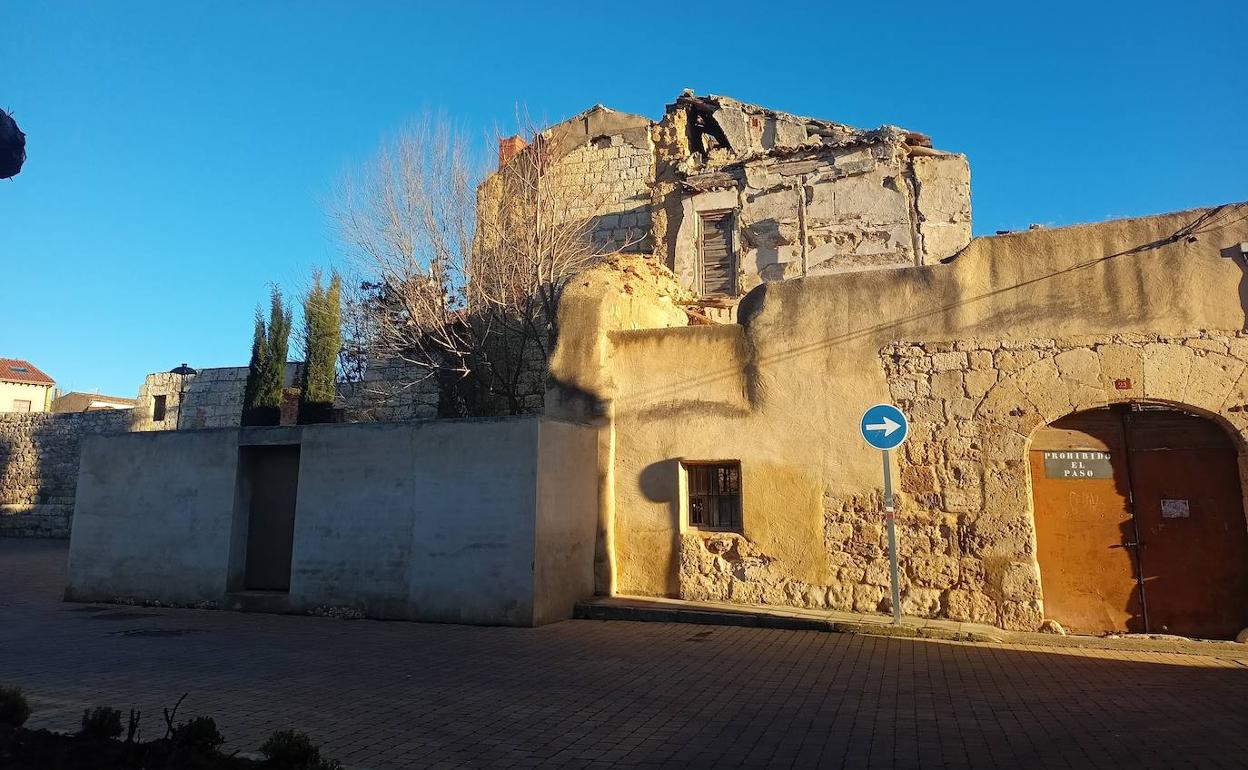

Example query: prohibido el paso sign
[1042,450,1113,479]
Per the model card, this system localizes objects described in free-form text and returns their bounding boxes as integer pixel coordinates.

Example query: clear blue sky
[2,1,1244,397]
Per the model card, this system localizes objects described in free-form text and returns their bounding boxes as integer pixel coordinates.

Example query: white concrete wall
[67,430,241,602]
[66,417,598,626]
[533,419,599,625]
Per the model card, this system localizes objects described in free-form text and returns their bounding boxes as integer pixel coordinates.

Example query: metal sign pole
[882,449,901,625]
[860,403,908,627]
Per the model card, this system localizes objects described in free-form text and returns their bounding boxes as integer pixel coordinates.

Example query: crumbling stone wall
[341,359,440,421]
[0,410,132,537]
[134,364,307,430]
[681,330,1248,631]
[483,94,971,304]
[650,93,972,294]
[882,330,1248,630]
[550,133,653,254]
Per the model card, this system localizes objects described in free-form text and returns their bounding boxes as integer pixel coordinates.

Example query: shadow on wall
[590,205,653,255]
[1222,241,1248,321]
[638,459,683,596]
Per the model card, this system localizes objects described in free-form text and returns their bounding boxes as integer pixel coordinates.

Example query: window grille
[685,461,742,531]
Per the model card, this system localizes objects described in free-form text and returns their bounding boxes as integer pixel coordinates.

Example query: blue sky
[2,1,1244,397]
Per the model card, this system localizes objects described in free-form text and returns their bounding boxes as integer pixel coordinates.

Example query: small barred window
[685,461,742,531]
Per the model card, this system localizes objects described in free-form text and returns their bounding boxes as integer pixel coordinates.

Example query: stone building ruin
[492,91,970,319]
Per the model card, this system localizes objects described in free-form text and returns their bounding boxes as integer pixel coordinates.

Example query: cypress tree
[259,287,293,409]
[299,271,343,422]
[242,306,268,413]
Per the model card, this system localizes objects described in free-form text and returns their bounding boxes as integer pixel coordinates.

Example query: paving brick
[2,539,1247,768]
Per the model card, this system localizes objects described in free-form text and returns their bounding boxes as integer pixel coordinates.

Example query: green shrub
[79,706,123,739]
[260,729,342,769]
[171,715,224,752]
[0,686,30,728]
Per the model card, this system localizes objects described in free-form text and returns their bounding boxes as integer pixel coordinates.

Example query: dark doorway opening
[1030,404,1248,639]
[240,445,300,592]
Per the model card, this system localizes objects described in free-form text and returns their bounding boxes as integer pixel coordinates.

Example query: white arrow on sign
[864,416,902,437]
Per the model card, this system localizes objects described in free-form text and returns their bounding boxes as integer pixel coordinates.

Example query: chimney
[498,135,527,168]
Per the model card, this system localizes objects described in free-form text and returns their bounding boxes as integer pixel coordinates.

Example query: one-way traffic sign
[860,403,909,450]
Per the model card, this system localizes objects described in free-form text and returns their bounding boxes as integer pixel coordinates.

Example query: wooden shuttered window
[699,211,736,297]
[685,461,742,531]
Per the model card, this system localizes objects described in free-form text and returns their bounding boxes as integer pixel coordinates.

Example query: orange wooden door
[1030,411,1143,635]
[1125,410,1248,639]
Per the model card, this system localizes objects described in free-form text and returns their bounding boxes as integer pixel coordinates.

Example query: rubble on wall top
[669,91,949,175]
[675,91,866,142]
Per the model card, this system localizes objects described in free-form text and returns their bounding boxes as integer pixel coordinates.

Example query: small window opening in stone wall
[152,394,167,422]
[698,211,737,297]
[12,399,31,413]
[684,461,742,531]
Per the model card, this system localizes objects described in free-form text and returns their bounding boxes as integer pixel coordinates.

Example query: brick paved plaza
[2,539,1247,769]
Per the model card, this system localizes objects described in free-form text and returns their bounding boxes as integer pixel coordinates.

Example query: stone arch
[884,331,1248,631]
[973,336,1248,630]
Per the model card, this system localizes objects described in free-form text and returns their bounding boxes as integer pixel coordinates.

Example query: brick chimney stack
[498,135,527,168]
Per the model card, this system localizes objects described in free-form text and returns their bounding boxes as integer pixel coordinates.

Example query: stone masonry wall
[0,410,133,537]
[882,329,1248,630]
[550,133,653,254]
[134,364,304,430]
[342,358,440,422]
[681,330,1248,632]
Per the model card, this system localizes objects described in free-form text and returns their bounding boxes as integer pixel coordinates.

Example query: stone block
[964,369,998,400]
[1185,351,1243,413]
[999,600,1044,631]
[995,349,1043,372]
[945,588,996,624]
[1096,344,1144,400]
[1142,343,1195,401]
[902,586,943,617]
[931,351,968,372]
[891,378,918,400]
[1053,348,1100,387]
[906,397,945,426]
[930,371,965,399]
[826,583,854,611]
[968,350,994,370]
[907,554,959,589]
[1000,560,1040,602]
[853,583,887,613]
[899,465,939,494]
[864,561,890,587]
[975,379,1036,428]
[946,397,978,420]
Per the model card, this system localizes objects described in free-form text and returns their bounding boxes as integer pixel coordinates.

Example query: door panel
[242,445,301,592]
[1126,411,1248,639]
[1029,444,1142,635]
[1030,406,1248,640]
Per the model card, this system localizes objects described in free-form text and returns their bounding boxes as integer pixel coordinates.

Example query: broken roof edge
[534,104,655,163]
[671,90,940,146]
[524,92,955,163]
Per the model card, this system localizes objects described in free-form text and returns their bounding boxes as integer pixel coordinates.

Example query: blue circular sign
[860,403,909,450]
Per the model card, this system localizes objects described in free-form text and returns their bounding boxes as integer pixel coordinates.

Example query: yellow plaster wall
[550,203,1248,604]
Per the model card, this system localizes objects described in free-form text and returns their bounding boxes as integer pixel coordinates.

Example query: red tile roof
[0,358,55,386]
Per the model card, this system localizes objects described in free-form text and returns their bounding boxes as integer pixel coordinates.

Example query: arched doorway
[1029,404,1248,639]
